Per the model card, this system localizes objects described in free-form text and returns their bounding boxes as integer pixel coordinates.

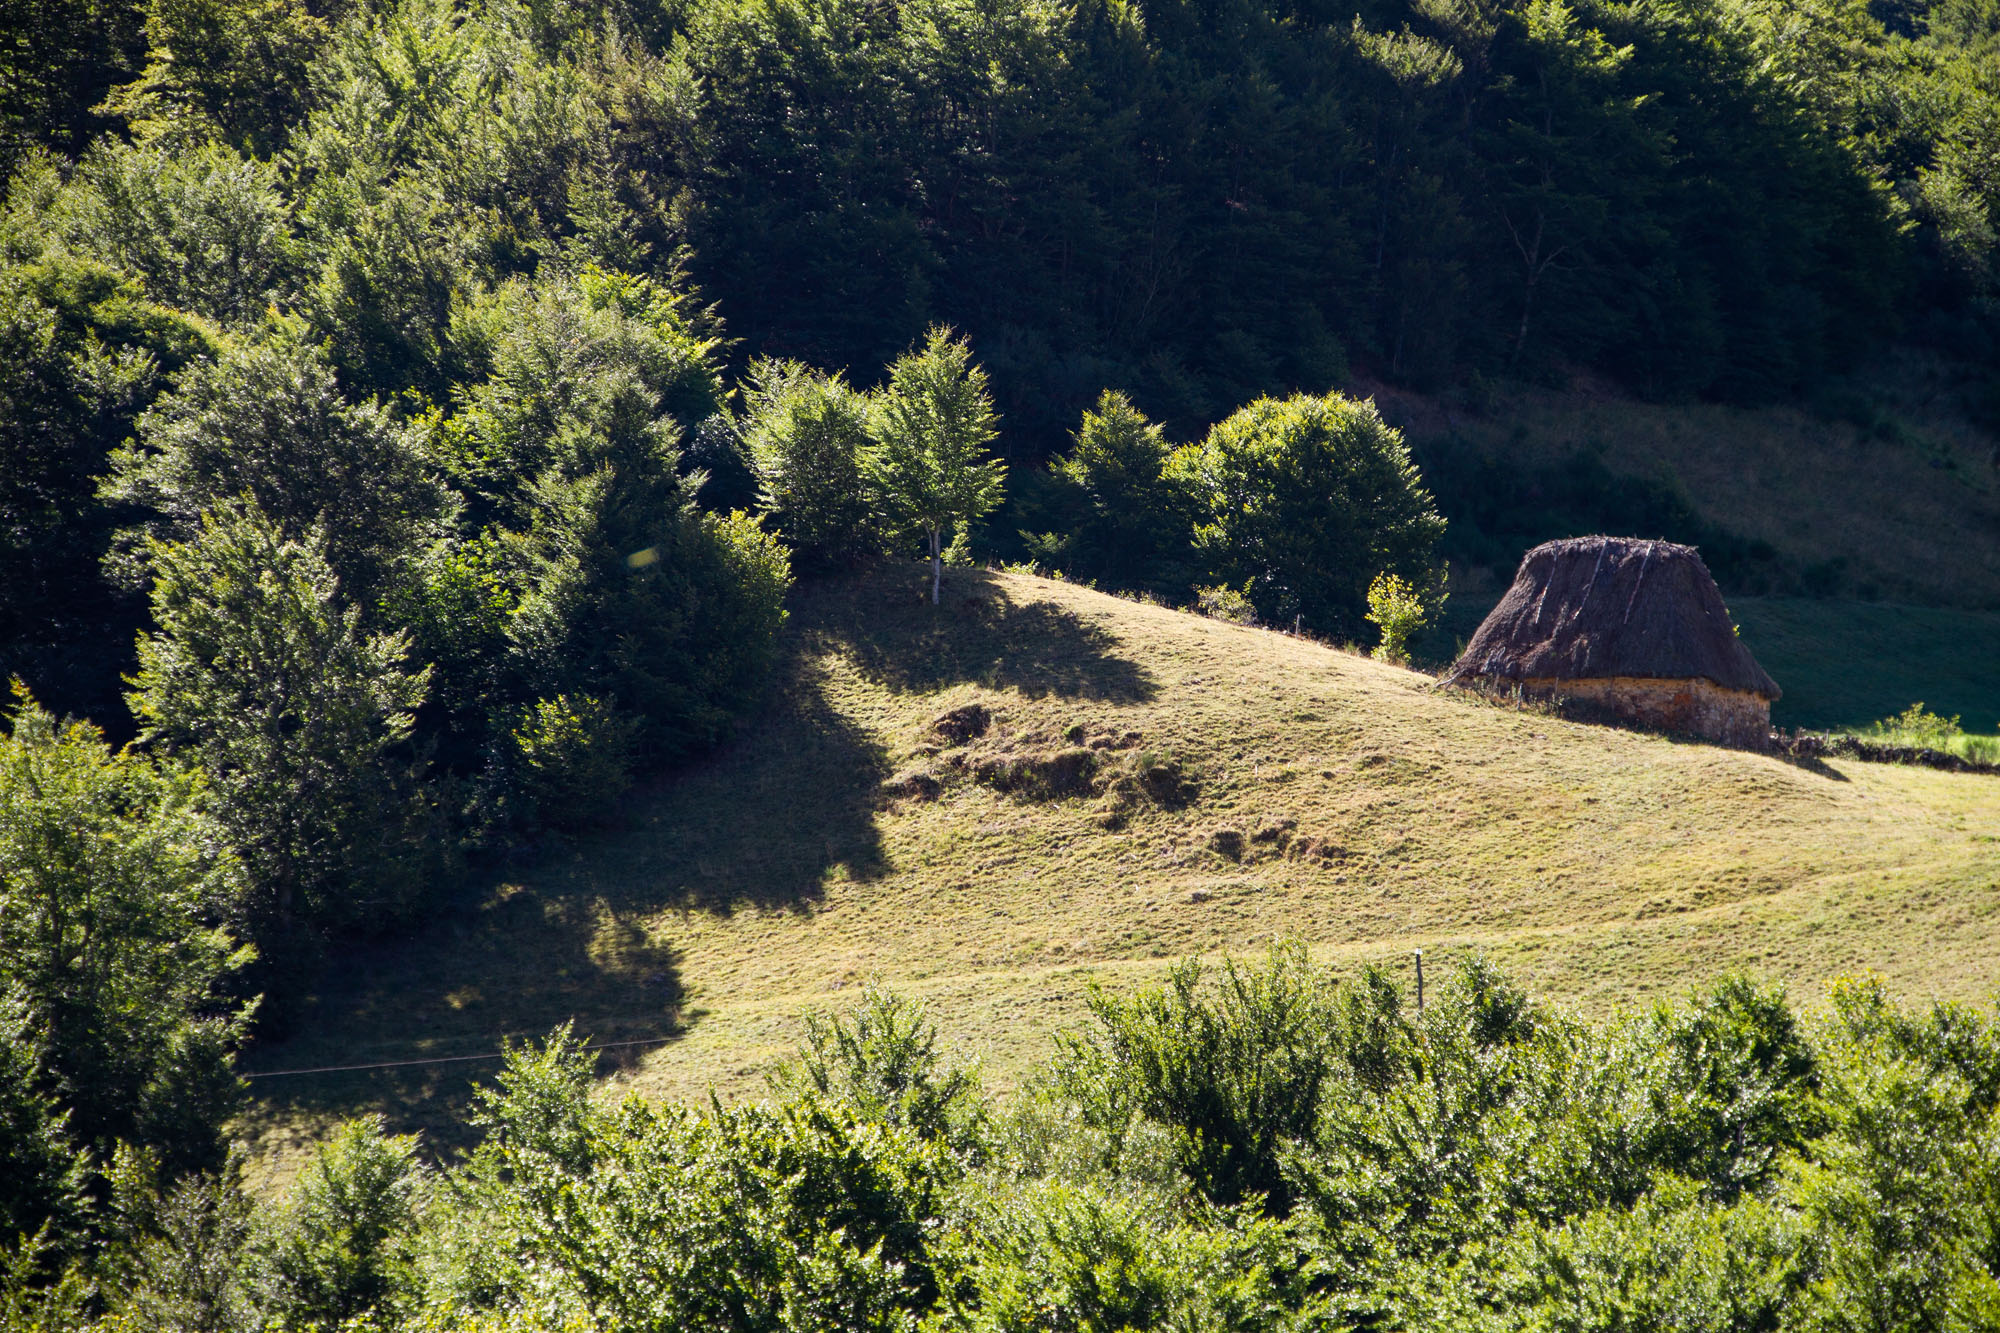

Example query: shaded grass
[1373,353,2000,610]
[1729,599,2000,733]
[239,566,2000,1191]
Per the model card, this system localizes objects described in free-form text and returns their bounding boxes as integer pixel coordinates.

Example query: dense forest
[9,0,2000,424]
[3,0,1999,1320]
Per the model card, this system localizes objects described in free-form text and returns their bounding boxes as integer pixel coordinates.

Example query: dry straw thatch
[1447,537,1779,746]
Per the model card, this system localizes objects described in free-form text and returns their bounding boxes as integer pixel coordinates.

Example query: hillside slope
[241,567,2000,1180]
[1375,360,2000,611]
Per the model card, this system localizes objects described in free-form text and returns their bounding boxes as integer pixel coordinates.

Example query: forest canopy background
[3,0,1996,731]
[5,0,1997,438]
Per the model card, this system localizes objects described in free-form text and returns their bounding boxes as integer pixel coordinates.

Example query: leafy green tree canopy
[447,271,787,768]
[1170,393,1446,636]
[0,988,88,1255]
[106,326,447,610]
[0,687,250,1185]
[0,249,217,721]
[741,357,879,573]
[1033,390,1196,594]
[126,499,434,965]
[60,141,301,326]
[97,0,326,157]
[260,1116,425,1332]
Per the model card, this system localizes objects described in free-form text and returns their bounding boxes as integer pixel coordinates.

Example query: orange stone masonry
[1516,675,1771,748]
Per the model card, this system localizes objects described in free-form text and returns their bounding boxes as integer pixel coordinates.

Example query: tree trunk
[930,526,943,605]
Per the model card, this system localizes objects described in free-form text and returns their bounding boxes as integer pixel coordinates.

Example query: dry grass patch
[237,565,2000,1192]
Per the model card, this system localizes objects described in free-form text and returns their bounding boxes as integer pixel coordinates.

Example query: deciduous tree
[0,687,249,1183]
[742,358,878,573]
[865,327,1005,605]
[1169,393,1446,637]
[126,499,433,966]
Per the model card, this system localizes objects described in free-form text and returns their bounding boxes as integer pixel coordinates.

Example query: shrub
[701,510,793,710]
[772,989,986,1156]
[951,1181,1318,1333]
[1409,1182,1800,1333]
[1365,570,1443,663]
[509,694,639,834]
[1034,391,1198,595]
[1780,978,2000,1333]
[260,1117,425,1331]
[1866,702,1964,751]
[1052,942,1336,1212]
[1169,393,1446,638]
[1643,975,1822,1200]
[1196,583,1258,625]
[435,1030,964,1333]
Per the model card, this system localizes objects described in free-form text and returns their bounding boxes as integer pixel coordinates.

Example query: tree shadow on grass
[238,891,690,1162]
[601,651,893,915]
[1770,752,1852,782]
[245,567,1141,1154]
[805,566,1159,704]
[239,636,892,1157]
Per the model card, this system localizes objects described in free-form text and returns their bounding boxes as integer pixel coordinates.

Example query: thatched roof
[1447,537,1780,699]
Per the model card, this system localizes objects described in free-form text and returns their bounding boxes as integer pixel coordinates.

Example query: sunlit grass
[237,565,2000,1195]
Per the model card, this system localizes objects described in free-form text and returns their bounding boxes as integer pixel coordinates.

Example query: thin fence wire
[244,1035,678,1080]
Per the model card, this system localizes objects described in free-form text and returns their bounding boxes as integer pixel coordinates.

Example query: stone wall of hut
[1516,675,1771,748]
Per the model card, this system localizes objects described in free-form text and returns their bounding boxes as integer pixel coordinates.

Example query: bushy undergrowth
[1783,703,2000,769]
[1857,704,2000,764]
[14,947,2000,1332]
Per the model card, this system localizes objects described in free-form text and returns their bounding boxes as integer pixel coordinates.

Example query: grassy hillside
[1379,357,2000,611]
[239,566,2000,1188]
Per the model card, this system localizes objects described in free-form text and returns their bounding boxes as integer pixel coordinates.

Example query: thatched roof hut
[1446,537,1779,746]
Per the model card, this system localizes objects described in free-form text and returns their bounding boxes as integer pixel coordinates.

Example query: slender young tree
[864,327,1005,605]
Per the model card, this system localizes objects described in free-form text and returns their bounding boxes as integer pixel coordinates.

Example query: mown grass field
[239,566,2000,1190]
